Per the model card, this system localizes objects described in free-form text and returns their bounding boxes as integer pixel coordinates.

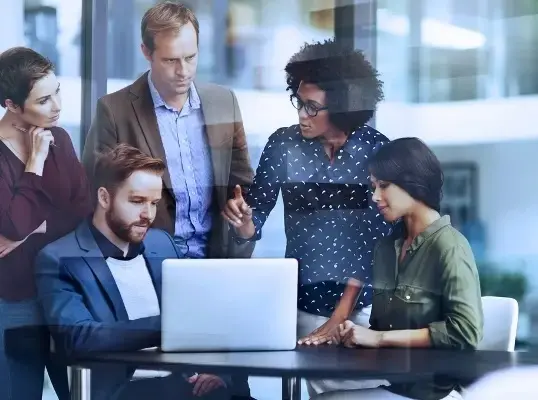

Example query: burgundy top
[0,127,92,300]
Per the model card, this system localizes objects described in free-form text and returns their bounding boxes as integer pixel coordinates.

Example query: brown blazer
[81,72,255,259]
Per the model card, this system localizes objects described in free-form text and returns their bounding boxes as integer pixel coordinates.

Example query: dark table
[68,346,538,400]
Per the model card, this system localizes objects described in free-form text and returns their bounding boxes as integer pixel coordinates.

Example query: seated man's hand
[298,314,345,346]
[187,373,226,397]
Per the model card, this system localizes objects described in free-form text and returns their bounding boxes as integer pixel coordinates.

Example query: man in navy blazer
[35,144,231,400]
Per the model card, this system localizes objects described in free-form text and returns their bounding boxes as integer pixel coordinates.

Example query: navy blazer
[35,220,245,399]
[35,221,180,356]
[34,221,182,399]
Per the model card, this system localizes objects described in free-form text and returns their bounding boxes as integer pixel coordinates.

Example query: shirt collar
[394,215,452,252]
[342,125,377,156]
[88,219,145,261]
[305,125,373,157]
[147,70,200,111]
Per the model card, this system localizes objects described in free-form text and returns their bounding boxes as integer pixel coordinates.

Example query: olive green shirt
[370,216,483,400]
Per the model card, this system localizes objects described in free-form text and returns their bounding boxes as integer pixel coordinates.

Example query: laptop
[160,258,298,352]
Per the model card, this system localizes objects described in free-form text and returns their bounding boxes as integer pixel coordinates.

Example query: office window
[376,0,412,102]
[415,0,486,102]
[0,0,83,155]
[106,0,334,88]
[503,0,538,96]
[378,0,538,103]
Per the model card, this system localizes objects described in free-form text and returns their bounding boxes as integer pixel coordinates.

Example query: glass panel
[504,0,538,95]
[376,0,411,102]
[0,0,82,156]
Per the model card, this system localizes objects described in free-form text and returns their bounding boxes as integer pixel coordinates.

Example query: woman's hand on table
[338,321,383,348]
[298,313,346,346]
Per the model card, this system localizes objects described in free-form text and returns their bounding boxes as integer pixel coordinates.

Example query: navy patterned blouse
[241,124,392,317]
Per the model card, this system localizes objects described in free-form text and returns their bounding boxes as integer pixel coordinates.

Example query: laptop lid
[161,258,298,352]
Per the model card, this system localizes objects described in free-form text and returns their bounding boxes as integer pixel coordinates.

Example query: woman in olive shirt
[315,138,483,400]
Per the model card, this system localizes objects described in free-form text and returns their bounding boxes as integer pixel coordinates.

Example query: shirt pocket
[393,285,438,329]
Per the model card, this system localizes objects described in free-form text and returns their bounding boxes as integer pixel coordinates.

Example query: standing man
[82,1,254,261]
[82,3,255,397]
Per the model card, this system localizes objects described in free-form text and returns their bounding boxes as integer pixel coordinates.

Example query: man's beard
[105,205,151,244]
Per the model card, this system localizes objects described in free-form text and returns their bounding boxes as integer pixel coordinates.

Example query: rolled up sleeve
[428,245,483,349]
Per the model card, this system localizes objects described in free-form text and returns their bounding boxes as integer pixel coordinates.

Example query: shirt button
[389,297,392,301]
[389,324,393,328]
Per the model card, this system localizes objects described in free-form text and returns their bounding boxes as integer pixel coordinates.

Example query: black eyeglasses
[290,95,328,117]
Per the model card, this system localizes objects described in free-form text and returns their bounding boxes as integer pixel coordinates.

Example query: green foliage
[478,267,528,303]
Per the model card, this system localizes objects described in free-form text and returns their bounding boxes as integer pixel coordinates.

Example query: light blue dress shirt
[148,71,214,258]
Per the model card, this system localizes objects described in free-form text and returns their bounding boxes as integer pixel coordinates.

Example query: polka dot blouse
[239,124,392,317]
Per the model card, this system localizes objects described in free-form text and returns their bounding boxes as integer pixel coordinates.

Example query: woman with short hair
[0,46,92,400]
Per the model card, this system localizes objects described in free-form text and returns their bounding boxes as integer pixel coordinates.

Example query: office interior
[1,0,538,399]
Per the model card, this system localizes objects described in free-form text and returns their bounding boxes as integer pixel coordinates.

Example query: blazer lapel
[130,72,173,192]
[143,247,163,304]
[76,223,129,321]
[84,258,130,321]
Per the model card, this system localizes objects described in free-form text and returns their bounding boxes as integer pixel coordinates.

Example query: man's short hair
[285,38,384,133]
[94,144,166,194]
[0,47,54,109]
[141,1,199,53]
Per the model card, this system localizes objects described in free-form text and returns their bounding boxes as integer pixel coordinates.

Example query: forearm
[25,154,47,176]
[378,328,431,348]
[231,211,265,241]
[333,279,363,319]
[227,231,255,258]
[57,316,161,355]
[0,174,51,240]
[428,318,481,349]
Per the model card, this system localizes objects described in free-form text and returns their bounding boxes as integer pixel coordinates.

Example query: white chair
[310,297,520,399]
[477,296,519,351]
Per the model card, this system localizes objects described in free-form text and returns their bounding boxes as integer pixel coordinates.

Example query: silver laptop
[161,258,298,352]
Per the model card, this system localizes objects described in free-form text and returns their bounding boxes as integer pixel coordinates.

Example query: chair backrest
[477,296,518,351]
